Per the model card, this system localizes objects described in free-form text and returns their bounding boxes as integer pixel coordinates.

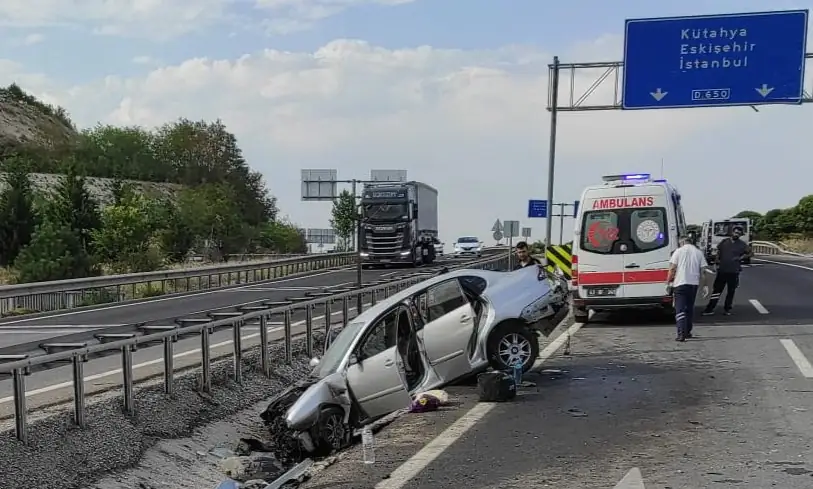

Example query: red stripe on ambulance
[579,269,669,285]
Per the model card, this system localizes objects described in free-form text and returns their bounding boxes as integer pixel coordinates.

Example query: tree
[257,220,308,254]
[331,190,357,251]
[14,220,95,283]
[177,183,247,260]
[91,193,163,273]
[160,202,195,263]
[0,158,37,266]
[46,160,102,253]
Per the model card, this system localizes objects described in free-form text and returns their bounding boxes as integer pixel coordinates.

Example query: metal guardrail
[0,253,510,443]
[751,241,784,255]
[0,253,357,316]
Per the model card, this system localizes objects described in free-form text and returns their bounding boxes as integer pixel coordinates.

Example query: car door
[346,307,412,420]
[415,278,477,382]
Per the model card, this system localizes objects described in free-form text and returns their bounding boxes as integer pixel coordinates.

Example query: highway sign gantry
[622,10,809,110]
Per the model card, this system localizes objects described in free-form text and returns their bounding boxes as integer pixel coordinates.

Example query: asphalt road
[0,255,485,417]
[299,257,813,489]
[0,257,473,348]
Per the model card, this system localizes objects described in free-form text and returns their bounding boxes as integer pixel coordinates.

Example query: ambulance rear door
[621,184,672,300]
[576,190,628,301]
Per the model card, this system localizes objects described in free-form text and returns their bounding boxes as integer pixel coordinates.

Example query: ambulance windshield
[581,207,669,254]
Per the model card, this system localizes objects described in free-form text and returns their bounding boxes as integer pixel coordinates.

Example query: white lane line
[0,329,97,335]
[754,258,813,272]
[780,339,813,378]
[0,324,126,330]
[375,320,581,489]
[0,305,366,406]
[0,267,355,325]
[749,299,769,314]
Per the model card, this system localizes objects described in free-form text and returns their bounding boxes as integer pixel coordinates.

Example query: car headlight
[520,295,555,323]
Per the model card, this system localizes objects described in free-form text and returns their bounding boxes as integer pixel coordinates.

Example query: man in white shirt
[666,235,708,342]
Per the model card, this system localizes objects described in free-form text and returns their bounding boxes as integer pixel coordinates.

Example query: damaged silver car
[262,265,568,456]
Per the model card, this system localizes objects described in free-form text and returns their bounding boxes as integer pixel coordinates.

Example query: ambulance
[570,173,711,324]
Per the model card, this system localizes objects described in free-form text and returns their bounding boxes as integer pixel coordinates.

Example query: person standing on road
[514,241,542,269]
[667,235,708,342]
[702,226,752,316]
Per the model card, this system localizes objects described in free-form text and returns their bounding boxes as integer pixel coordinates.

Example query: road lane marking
[0,267,357,325]
[754,258,813,272]
[780,339,813,378]
[749,299,769,314]
[0,329,97,335]
[0,305,369,406]
[375,319,581,489]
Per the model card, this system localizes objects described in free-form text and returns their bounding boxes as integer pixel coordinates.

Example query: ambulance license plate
[586,286,616,297]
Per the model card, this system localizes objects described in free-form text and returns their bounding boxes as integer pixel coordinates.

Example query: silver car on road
[263,265,568,456]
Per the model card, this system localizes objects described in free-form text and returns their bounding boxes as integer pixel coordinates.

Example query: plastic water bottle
[513,361,523,387]
[362,425,375,464]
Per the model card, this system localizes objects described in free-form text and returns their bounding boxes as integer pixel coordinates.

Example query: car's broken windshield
[312,321,366,378]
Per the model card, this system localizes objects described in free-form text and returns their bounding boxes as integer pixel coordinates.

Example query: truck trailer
[358,181,439,267]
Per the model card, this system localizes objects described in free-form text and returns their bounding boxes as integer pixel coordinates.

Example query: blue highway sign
[622,10,809,110]
[528,199,548,218]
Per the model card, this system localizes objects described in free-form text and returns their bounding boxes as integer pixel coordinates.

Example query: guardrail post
[233,319,243,384]
[305,304,314,358]
[13,368,27,443]
[121,344,135,415]
[163,336,175,396]
[200,327,212,393]
[342,296,350,326]
[323,299,332,347]
[284,309,293,364]
[259,314,270,376]
[371,288,377,306]
[72,354,86,428]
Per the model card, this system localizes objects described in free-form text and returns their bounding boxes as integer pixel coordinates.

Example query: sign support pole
[545,55,560,248]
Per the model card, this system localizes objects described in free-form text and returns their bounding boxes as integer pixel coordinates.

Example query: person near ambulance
[666,234,707,341]
[702,226,752,316]
[514,241,542,269]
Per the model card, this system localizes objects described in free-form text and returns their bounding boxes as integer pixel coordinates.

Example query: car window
[630,209,668,252]
[358,309,398,359]
[580,207,669,254]
[426,280,467,322]
[581,211,620,254]
[457,237,479,243]
[458,276,487,295]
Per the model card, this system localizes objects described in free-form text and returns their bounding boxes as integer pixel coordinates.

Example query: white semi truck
[358,181,439,267]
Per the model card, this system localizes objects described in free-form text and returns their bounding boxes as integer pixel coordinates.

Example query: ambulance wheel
[574,308,589,324]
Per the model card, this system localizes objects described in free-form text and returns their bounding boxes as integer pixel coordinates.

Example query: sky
[0,0,811,247]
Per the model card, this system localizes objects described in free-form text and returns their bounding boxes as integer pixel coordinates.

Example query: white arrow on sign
[613,468,646,489]
[649,88,667,101]
[755,84,774,97]
[491,219,503,233]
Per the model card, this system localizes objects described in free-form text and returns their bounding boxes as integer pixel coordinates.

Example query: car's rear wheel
[487,322,539,373]
[311,406,350,456]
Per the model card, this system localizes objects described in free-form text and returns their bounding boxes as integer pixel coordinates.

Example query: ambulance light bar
[601,173,651,183]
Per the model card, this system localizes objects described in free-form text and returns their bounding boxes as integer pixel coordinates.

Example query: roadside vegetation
[732,199,813,253]
[0,83,307,286]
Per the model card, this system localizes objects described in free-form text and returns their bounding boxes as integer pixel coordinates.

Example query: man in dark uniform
[514,241,542,269]
[702,226,752,316]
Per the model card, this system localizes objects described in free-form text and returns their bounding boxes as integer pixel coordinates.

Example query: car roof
[352,268,495,324]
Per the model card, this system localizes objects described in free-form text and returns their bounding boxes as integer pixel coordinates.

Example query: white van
[570,173,710,324]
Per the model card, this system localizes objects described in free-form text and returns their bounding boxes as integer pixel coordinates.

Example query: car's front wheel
[487,322,539,373]
[311,406,350,456]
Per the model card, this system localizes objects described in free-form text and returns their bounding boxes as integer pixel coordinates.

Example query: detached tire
[311,406,350,456]
[487,322,539,373]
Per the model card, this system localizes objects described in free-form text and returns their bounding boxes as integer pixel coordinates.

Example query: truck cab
[358,181,438,267]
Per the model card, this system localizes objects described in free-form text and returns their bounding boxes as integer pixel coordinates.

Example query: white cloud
[21,33,45,45]
[0,0,416,39]
[4,36,813,245]
[131,55,158,65]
